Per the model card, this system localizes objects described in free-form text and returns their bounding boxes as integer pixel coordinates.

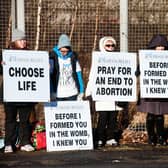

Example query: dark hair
[59,46,71,51]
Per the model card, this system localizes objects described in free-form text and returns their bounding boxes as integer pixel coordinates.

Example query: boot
[148,135,156,146]
[157,136,167,146]
[156,115,166,145]
[146,113,156,145]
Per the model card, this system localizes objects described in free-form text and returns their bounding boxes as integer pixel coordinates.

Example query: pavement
[1,144,168,168]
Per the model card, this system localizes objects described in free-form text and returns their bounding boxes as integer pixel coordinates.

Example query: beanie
[57,34,71,49]
[12,29,26,42]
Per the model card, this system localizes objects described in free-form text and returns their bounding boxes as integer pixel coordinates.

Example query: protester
[85,36,125,148]
[137,34,168,146]
[2,29,35,153]
[49,34,84,101]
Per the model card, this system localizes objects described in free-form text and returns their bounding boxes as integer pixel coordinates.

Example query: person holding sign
[49,34,84,101]
[2,29,35,153]
[137,34,168,146]
[86,36,125,148]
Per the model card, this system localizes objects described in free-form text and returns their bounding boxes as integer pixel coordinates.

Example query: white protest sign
[2,49,50,102]
[90,51,137,102]
[44,101,93,152]
[139,50,168,98]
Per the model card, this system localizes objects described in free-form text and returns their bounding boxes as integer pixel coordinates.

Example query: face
[59,47,69,56]
[104,40,116,52]
[155,46,165,50]
[14,39,27,49]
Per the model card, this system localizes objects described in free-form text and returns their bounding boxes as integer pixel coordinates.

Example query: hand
[77,93,84,101]
[50,93,57,101]
[1,61,6,65]
[135,65,140,77]
[135,70,140,77]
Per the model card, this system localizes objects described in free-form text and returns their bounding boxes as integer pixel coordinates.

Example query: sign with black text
[139,50,168,98]
[90,51,137,102]
[2,49,50,102]
[44,101,93,152]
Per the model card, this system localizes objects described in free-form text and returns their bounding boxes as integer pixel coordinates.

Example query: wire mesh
[1,0,168,52]
[1,0,168,136]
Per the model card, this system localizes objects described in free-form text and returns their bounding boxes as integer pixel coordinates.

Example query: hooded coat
[137,34,168,115]
[85,36,122,111]
[49,34,84,100]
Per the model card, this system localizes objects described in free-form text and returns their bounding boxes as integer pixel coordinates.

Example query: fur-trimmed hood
[99,36,116,52]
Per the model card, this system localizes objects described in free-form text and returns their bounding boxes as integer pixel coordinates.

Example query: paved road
[0,144,168,168]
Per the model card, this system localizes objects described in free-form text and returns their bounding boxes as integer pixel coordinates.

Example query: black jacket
[49,50,80,94]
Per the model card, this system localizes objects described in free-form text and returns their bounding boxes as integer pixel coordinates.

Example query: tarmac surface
[1,144,168,168]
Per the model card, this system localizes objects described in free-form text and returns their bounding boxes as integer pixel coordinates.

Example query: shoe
[157,137,167,146]
[97,140,103,147]
[106,139,118,146]
[4,145,13,153]
[116,105,123,111]
[148,141,156,146]
[20,144,35,152]
[148,136,156,146]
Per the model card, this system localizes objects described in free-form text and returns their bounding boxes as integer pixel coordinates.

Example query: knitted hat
[99,36,116,52]
[12,29,26,42]
[57,34,71,49]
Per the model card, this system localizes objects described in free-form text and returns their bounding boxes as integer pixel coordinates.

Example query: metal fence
[1,0,168,134]
[1,0,168,81]
[1,0,168,52]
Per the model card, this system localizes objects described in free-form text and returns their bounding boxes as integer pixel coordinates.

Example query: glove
[135,65,140,77]
[50,93,57,101]
[77,93,84,101]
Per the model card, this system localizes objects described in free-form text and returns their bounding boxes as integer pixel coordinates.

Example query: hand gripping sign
[2,49,50,102]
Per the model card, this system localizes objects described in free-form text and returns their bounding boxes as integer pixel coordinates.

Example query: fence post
[11,0,25,32]
[120,0,128,52]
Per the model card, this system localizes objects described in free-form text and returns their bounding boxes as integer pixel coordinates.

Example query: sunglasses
[105,44,115,47]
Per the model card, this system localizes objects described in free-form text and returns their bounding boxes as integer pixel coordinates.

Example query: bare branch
[5,15,12,48]
[69,5,78,40]
[93,5,99,51]
[35,0,42,50]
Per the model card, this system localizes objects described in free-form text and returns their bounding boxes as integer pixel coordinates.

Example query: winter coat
[85,36,124,111]
[137,34,168,115]
[49,49,83,95]
[49,34,84,100]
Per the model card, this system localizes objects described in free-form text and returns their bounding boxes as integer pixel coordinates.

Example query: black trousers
[146,113,164,139]
[96,111,118,142]
[56,95,78,101]
[4,103,33,146]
